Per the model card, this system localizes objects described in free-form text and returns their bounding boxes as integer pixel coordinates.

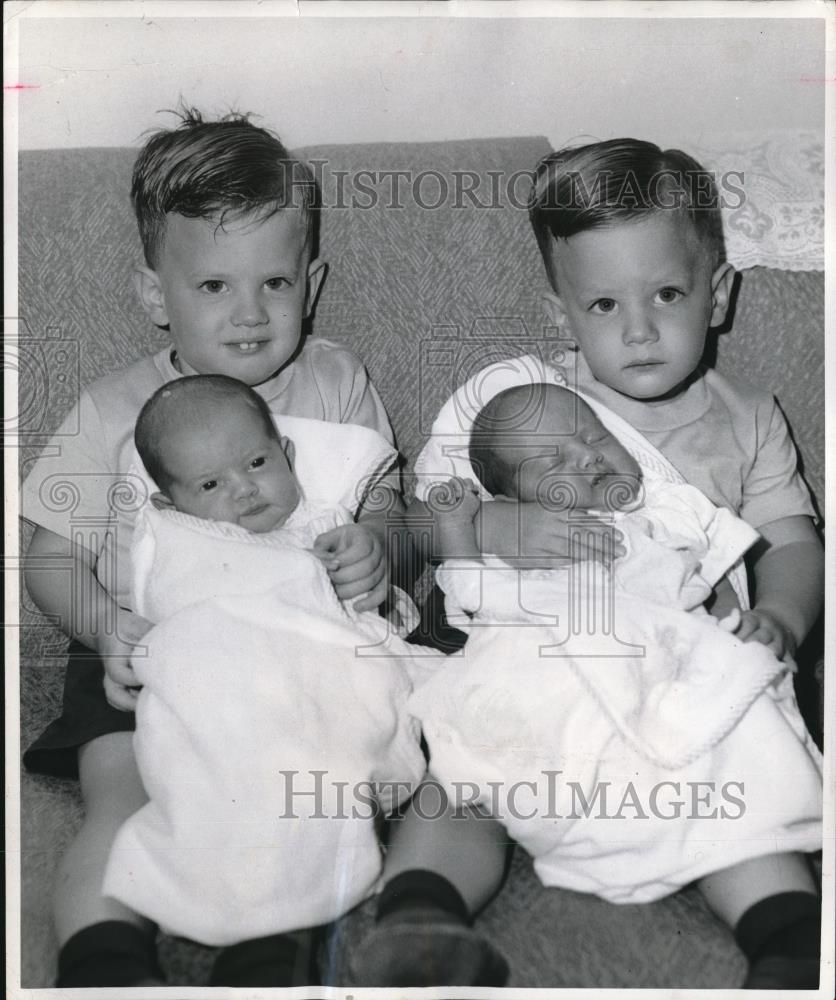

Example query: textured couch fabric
[17,139,823,988]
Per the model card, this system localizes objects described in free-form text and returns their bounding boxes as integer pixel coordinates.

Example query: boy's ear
[303,258,327,318]
[709,262,736,327]
[134,266,170,328]
[150,491,175,512]
[280,436,296,469]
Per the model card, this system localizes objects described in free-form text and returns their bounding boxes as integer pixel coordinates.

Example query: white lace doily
[686,129,824,272]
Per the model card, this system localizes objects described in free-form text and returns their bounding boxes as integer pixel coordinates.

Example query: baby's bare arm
[24,525,152,710]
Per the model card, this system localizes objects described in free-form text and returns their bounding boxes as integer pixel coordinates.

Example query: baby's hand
[723,606,796,661]
[313,522,387,612]
[101,609,153,712]
[426,477,481,520]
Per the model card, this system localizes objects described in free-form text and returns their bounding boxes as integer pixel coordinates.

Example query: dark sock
[56,920,163,987]
[209,929,320,987]
[377,869,471,925]
[735,891,821,962]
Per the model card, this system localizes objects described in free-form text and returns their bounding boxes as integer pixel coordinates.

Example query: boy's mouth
[228,340,266,354]
[625,359,663,370]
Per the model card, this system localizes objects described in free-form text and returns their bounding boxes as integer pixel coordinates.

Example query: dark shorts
[23,640,136,780]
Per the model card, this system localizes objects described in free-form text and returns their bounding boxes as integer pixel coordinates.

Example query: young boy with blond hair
[22,108,401,987]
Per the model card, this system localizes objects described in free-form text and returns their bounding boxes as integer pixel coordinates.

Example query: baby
[442,380,642,550]
[100,374,426,959]
[423,379,778,754]
[136,374,304,533]
[442,380,748,617]
[407,375,819,980]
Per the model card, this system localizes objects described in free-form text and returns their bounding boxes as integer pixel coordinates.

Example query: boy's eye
[265,277,287,291]
[200,280,226,294]
[656,287,683,304]
[250,456,266,469]
[200,480,218,492]
[590,298,617,315]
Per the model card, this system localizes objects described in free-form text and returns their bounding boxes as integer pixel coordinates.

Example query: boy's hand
[313,523,388,612]
[426,477,481,520]
[426,478,482,559]
[101,609,153,712]
[483,500,625,565]
[725,606,796,661]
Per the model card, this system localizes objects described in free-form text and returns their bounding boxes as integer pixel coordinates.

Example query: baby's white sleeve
[640,481,759,588]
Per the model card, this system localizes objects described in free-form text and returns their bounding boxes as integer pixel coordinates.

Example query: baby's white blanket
[415,354,785,768]
[103,422,428,946]
[409,357,822,902]
[434,498,786,775]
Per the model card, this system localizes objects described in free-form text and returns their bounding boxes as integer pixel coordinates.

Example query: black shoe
[209,929,321,987]
[350,903,509,987]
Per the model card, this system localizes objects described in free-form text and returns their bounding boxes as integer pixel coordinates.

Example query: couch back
[17,139,824,514]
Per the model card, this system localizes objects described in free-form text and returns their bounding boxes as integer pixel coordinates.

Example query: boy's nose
[622,307,659,346]
[231,292,269,327]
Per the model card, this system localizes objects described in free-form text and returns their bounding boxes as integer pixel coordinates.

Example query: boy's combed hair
[529,138,726,292]
[135,374,278,492]
[132,106,319,268]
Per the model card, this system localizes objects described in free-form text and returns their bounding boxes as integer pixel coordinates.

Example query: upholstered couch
[16,136,824,988]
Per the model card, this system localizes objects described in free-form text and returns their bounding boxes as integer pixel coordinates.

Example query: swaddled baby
[410,381,820,905]
[438,380,754,612]
[103,375,427,946]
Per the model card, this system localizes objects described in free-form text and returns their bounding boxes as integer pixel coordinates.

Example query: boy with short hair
[361,139,823,989]
[21,108,401,987]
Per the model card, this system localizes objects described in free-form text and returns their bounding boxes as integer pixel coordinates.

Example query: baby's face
[495,390,642,512]
[551,212,729,402]
[145,209,322,387]
[160,402,300,532]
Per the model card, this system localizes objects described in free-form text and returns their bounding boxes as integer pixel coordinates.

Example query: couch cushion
[297,137,552,470]
[713,267,824,515]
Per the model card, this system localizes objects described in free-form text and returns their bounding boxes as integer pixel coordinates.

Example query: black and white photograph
[5,1,833,995]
